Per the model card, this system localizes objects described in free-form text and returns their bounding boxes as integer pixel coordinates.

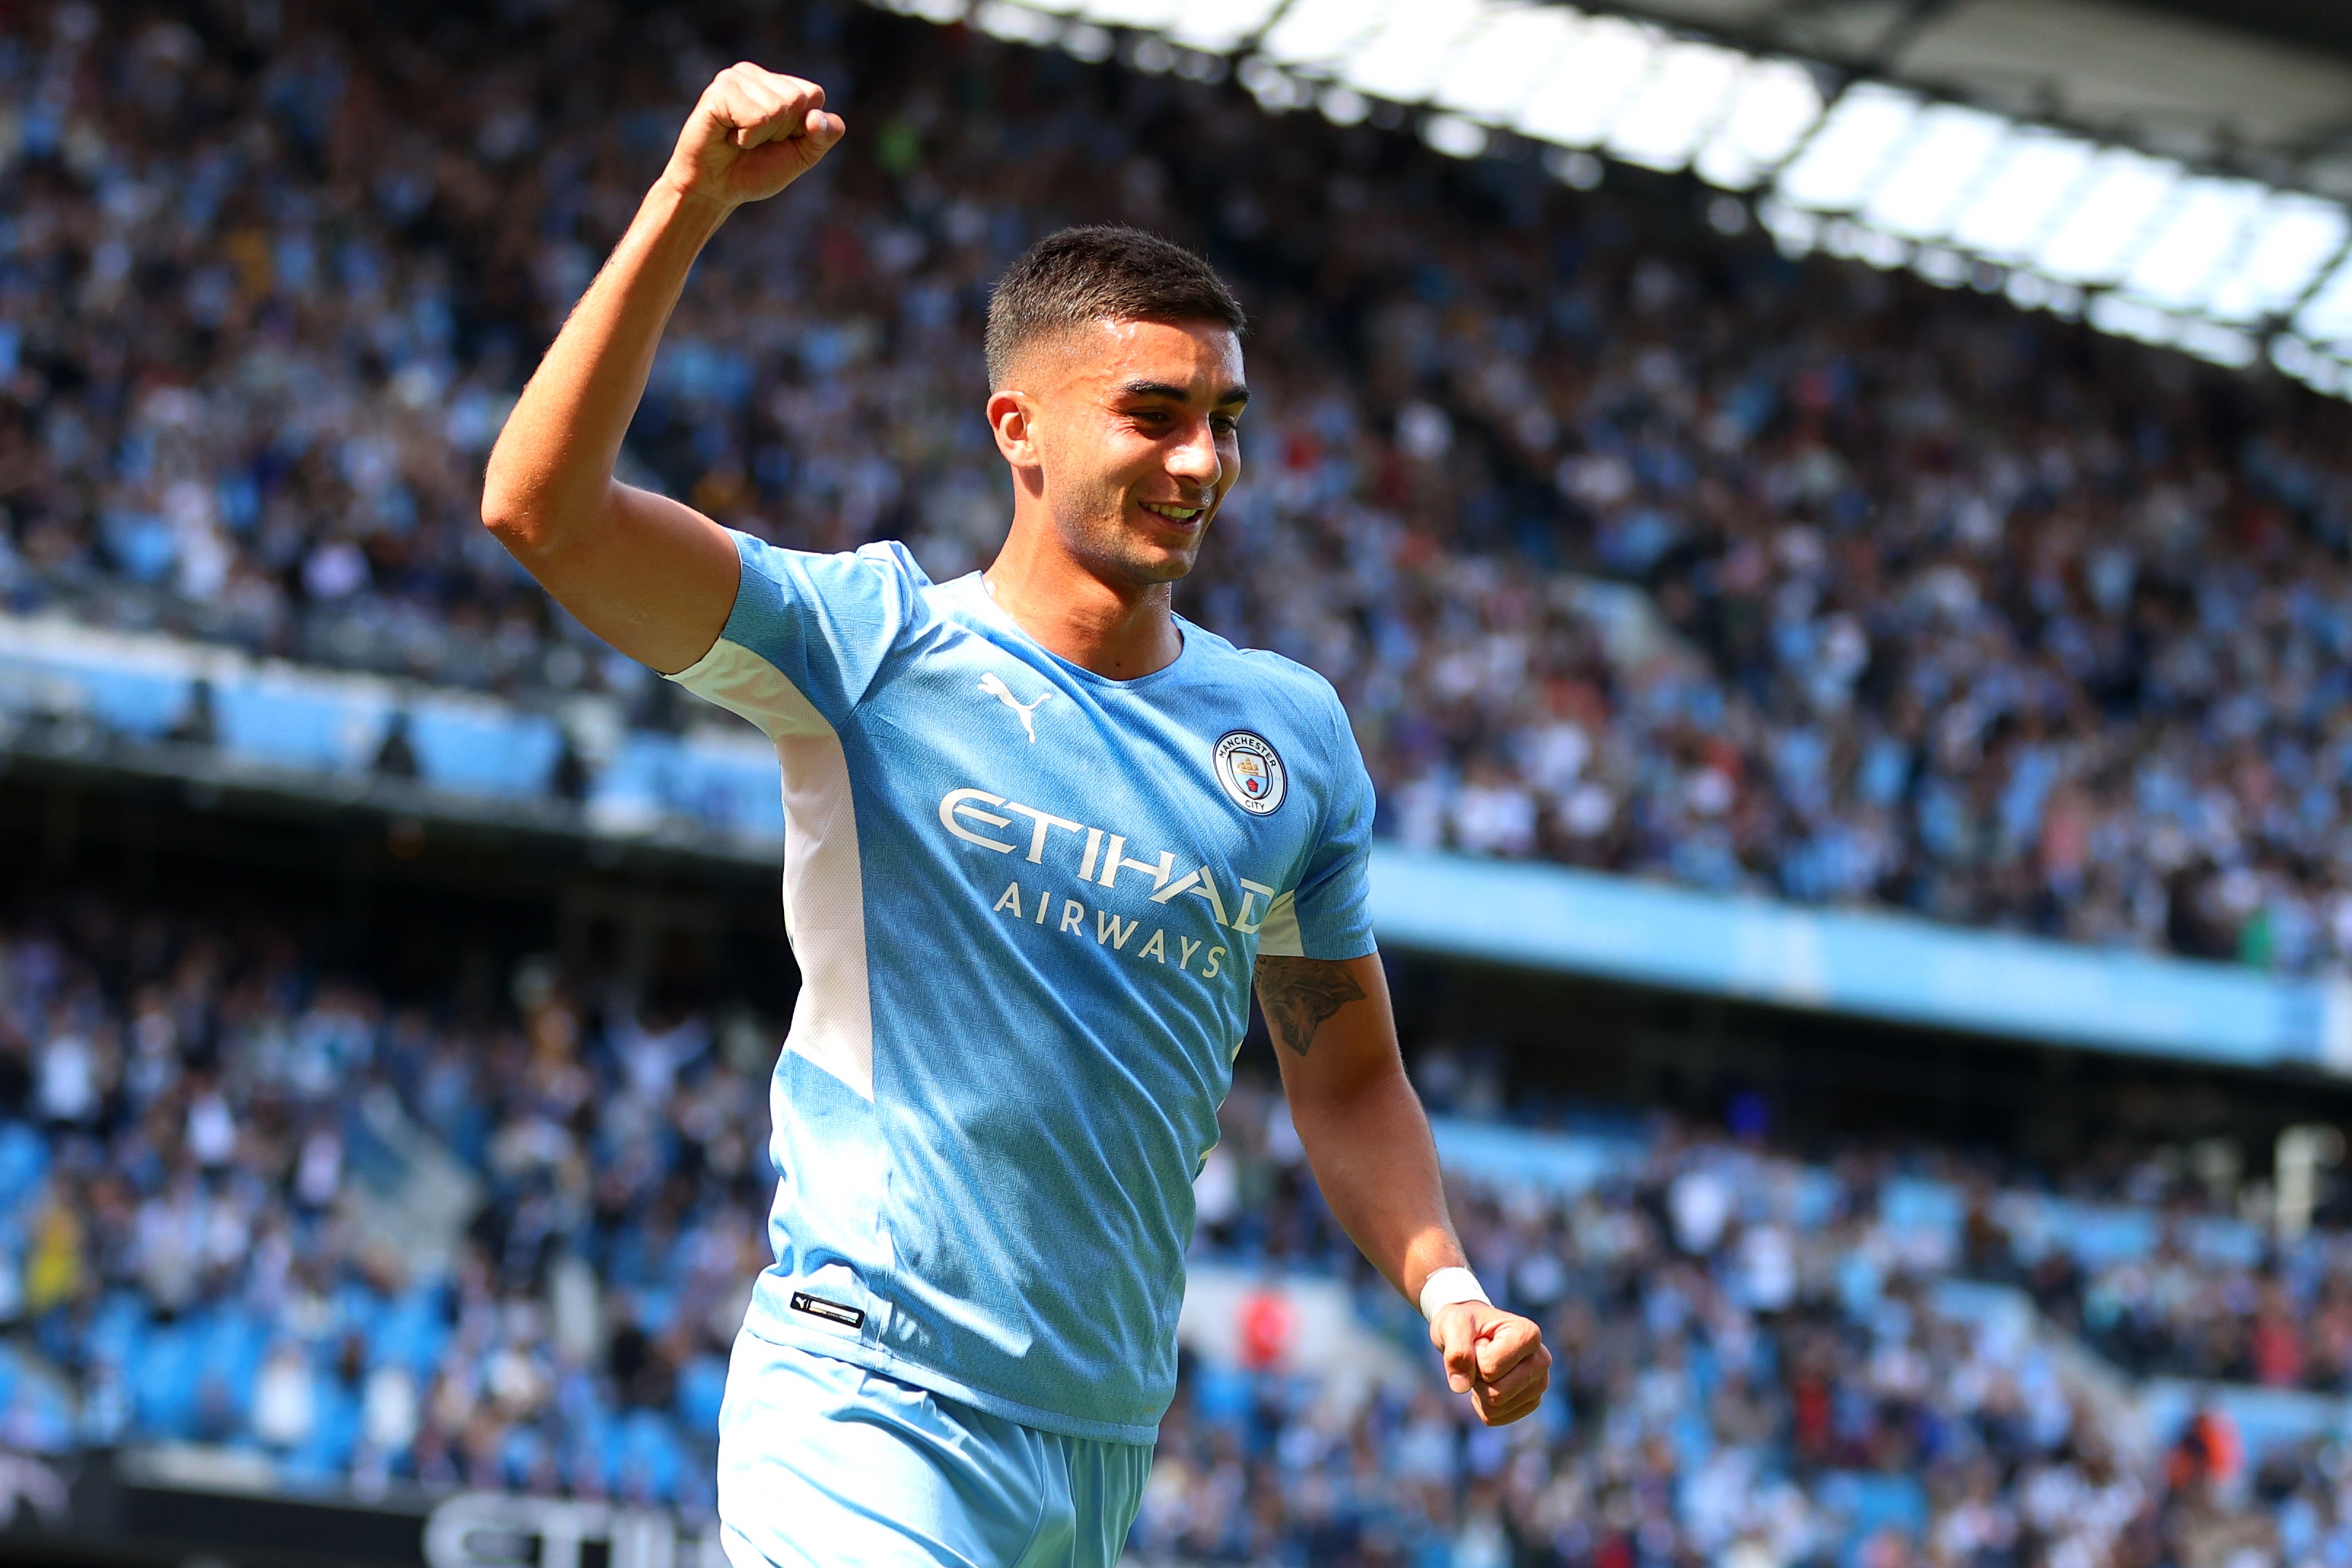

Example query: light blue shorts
[716,1330,1153,1568]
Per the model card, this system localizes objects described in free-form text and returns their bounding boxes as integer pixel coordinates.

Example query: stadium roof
[874,0,2352,401]
[1633,0,2352,184]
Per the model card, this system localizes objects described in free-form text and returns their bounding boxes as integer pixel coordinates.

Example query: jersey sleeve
[664,530,929,738]
[1264,683,1378,962]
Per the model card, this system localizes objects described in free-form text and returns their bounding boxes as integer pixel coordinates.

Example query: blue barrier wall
[7,614,2347,1073]
[1368,845,2352,1070]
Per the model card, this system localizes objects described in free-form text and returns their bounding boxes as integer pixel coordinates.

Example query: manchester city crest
[1213,731,1287,815]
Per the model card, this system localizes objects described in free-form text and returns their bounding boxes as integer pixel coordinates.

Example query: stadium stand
[7,0,2352,975]
[6,887,2352,1564]
[14,2,2352,1567]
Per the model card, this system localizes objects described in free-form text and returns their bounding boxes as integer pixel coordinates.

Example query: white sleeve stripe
[1255,889,1304,957]
[670,639,876,1102]
[667,638,828,741]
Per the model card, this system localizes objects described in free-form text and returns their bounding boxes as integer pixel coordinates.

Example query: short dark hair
[984,225,1244,388]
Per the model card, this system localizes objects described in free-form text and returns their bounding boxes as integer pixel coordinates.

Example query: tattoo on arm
[1254,955,1366,1057]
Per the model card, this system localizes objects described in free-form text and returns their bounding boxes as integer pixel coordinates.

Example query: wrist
[647,173,737,237]
[1418,1266,1490,1322]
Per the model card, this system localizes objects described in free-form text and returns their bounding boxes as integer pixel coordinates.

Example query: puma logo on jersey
[978,672,1053,743]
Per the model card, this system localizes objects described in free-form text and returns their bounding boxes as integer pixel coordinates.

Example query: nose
[1166,417,1222,493]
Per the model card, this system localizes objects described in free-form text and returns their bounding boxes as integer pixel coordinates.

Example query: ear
[988,389,1042,469]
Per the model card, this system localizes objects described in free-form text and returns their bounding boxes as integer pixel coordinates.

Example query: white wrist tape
[1419,1266,1491,1322]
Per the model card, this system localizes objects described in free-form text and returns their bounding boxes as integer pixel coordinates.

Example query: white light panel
[1691,60,1822,190]
[1341,0,1490,105]
[1944,129,2095,262]
[2118,178,2265,311]
[1257,0,1403,72]
[1859,105,2007,240]
[2293,253,2352,350]
[2031,149,2181,283]
[1167,0,1287,50]
[2203,197,2348,325]
[1606,40,1745,173]
[1513,15,1661,150]
[1774,84,1919,213]
[1431,4,1583,125]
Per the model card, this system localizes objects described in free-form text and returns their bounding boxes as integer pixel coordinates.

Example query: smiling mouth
[1140,501,1207,525]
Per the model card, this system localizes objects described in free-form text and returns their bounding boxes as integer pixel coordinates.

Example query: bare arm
[1258,951,1551,1425]
[480,65,844,674]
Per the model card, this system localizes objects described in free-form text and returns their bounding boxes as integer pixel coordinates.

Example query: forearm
[1289,1059,1467,1303]
[482,181,729,554]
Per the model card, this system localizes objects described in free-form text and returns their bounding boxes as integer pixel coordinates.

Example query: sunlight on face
[1014,318,1247,588]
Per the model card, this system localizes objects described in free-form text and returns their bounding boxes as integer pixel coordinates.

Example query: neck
[983,524,1183,681]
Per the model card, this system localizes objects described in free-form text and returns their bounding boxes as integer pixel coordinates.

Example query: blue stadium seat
[407,703,562,796]
[132,1322,202,1440]
[217,683,383,771]
[366,1284,450,1379]
[675,1352,728,1440]
[617,1408,684,1503]
[0,1122,48,1215]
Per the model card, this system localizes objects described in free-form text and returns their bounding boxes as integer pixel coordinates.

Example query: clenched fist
[662,63,845,212]
[1431,1300,1551,1426]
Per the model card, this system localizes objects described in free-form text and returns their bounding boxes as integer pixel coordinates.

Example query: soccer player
[482,63,1549,1567]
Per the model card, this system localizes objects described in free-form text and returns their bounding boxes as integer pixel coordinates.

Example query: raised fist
[663,63,845,211]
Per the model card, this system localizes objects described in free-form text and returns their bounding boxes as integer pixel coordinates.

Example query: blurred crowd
[10,886,2352,1567]
[0,891,771,1510]
[1158,1079,2352,1568]
[7,2,2352,975]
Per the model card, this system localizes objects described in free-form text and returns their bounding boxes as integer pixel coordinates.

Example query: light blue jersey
[672,530,1376,1445]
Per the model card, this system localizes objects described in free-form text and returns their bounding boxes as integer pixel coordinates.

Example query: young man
[482,63,1548,1567]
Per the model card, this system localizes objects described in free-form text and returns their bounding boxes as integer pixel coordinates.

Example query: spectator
[374,713,420,780]
[7,1,2352,973]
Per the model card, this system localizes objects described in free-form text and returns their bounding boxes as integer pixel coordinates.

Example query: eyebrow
[1117,378,1250,408]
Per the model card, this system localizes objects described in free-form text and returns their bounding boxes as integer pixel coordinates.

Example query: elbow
[479,471,553,557]
[479,495,536,554]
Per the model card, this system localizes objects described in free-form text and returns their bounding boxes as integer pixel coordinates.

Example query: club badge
[1214,731,1287,815]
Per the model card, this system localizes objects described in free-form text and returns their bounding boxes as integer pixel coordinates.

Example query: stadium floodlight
[2292,251,2352,350]
[1944,128,2096,262]
[1605,40,1746,173]
[1074,0,1180,28]
[1859,104,2007,240]
[973,1,1065,43]
[2172,318,2257,368]
[1422,114,1491,160]
[1773,84,1920,213]
[1340,0,1491,106]
[1256,0,1406,74]
[871,0,971,19]
[1513,15,1662,150]
[1756,196,1822,257]
[1691,59,1822,191]
[1430,4,1583,125]
[2117,177,2266,313]
[2088,292,2178,347]
[2028,149,2181,284]
[2201,196,2348,325]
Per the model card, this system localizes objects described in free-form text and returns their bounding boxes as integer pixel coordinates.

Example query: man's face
[992,317,1246,587]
